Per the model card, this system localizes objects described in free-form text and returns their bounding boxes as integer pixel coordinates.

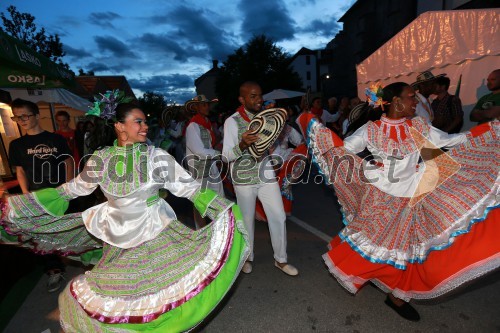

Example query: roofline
[338,0,359,22]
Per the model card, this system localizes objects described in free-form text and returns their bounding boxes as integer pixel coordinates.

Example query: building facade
[194,60,220,101]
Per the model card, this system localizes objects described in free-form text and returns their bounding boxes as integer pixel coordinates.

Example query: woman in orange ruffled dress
[296,82,499,321]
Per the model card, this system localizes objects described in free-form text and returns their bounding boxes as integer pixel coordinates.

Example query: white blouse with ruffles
[343,116,467,198]
[61,144,201,249]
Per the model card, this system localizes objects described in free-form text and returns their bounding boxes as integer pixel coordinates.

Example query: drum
[247,108,288,159]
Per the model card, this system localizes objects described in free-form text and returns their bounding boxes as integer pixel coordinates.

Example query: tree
[0,5,67,67]
[215,35,302,112]
[78,69,95,76]
[138,92,168,121]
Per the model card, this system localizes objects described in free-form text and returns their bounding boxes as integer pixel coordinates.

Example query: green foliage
[215,35,302,112]
[0,5,67,67]
[138,91,168,120]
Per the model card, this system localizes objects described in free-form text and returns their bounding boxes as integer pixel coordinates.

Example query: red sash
[310,107,323,119]
[237,105,251,123]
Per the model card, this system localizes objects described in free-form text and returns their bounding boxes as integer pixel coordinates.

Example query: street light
[321,73,331,96]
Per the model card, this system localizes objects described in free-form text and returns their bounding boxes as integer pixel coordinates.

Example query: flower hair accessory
[87,90,133,120]
[365,83,387,110]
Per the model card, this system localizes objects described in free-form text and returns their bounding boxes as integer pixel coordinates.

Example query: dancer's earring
[395,101,405,113]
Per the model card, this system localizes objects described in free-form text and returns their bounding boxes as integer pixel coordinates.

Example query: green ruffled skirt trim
[60,206,249,332]
[1,188,101,257]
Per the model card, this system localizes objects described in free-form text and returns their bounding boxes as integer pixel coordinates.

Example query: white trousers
[234,182,287,263]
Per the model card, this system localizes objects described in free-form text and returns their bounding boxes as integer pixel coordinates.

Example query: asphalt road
[4,181,500,333]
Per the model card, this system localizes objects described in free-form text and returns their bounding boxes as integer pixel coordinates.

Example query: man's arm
[288,126,304,146]
[168,121,183,138]
[470,106,500,123]
[15,166,30,194]
[322,110,340,125]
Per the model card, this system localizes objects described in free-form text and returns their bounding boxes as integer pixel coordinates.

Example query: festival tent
[0,30,90,174]
[1,88,89,111]
[356,9,500,130]
[263,89,305,100]
[1,88,89,131]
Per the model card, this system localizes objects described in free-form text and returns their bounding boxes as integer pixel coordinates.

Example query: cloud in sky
[88,11,121,30]
[63,45,92,59]
[86,61,133,73]
[94,36,138,58]
[149,5,238,61]
[128,74,197,103]
[237,0,296,41]
[1,0,350,102]
[86,62,111,72]
[300,18,342,38]
[136,33,196,62]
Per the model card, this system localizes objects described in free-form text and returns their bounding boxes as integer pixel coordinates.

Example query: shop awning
[0,30,75,88]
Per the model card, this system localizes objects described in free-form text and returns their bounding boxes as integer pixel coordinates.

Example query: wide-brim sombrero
[161,106,177,126]
[247,108,288,159]
[348,102,368,125]
[411,71,446,87]
[184,95,218,113]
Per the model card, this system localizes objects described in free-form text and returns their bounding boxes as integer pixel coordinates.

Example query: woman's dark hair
[381,82,409,104]
[345,102,383,137]
[344,82,409,137]
[86,103,141,152]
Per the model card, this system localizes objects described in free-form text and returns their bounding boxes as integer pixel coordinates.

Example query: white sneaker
[242,261,253,274]
[274,261,298,276]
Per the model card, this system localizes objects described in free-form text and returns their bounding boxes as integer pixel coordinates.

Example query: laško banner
[0,30,75,88]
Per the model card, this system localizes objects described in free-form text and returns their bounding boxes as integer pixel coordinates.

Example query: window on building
[306,71,311,80]
[306,56,310,65]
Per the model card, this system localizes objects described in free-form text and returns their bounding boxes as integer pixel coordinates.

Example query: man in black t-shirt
[9,130,72,191]
[9,98,74,293]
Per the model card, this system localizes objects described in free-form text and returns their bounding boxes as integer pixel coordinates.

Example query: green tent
[0,30,75,88]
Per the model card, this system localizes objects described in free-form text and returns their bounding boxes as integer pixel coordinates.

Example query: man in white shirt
[310,97,340,125]
[222,81,298,276]
[185,95,224,228]
[411,70,444,123]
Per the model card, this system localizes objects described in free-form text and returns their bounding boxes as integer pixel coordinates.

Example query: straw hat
[184,95,218,113]
[348,102,368,125]
[412,70,446,87]
[247,108,288,159]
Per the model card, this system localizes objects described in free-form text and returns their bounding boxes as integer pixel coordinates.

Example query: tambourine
[247,108,288,159]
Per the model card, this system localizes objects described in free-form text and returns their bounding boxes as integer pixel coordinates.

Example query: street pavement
[4,181,500,333]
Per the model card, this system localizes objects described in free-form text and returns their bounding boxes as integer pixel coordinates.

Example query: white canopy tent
[1,88,90,112]
[263,89,305,100]
[356,9,500,131]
